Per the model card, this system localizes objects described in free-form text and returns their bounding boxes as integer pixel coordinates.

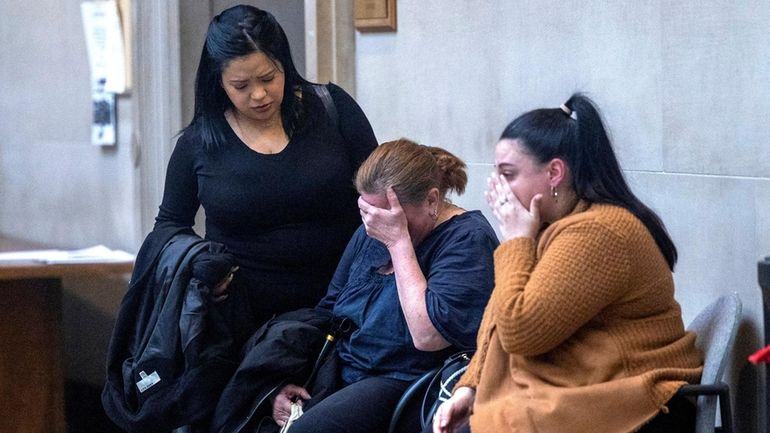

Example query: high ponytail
[501,94,678,269]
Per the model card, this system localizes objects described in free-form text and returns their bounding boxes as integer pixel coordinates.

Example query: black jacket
[210,308,348,433]
[102,230,238,433]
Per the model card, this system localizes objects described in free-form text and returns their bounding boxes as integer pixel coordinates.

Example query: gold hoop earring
[551,186,559,202]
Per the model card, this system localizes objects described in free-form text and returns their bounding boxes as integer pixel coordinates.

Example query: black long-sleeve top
[154,83,377,334]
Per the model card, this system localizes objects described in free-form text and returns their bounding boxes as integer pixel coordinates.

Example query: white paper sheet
[81,0,126,94]
[0,245,134,264]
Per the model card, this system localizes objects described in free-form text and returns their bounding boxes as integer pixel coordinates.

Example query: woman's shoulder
[552,202,648,241]
[587,203,645,229]
[297,82,343,123]
[454,209,496,228]
[168,129,205,161]
[535,204,655,272]
[436,210,500,245]
[174,123,222,154]
[300,82,349,100]
[325,82,351,98]
[175,128,197,145]
[319,82,358,110]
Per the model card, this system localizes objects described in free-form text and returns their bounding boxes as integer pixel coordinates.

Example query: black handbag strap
[302,317,352,389]
[312,84,338,129]
[420,350,473,428]
[387,350,474,433]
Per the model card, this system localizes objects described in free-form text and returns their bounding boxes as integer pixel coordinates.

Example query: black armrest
[676,383,729,396]
[388,367,441,433]
[675,382,733,433]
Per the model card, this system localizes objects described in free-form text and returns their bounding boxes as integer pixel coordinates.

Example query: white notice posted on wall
[81,0,126,94]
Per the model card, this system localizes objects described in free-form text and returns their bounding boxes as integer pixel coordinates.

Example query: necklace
[232,112,255,145]
[230,111,288,154]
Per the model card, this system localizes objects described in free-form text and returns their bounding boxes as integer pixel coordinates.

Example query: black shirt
[318,211,499,383]
[154,83,377,332]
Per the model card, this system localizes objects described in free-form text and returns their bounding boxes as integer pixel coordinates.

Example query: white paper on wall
[81,0,126,93]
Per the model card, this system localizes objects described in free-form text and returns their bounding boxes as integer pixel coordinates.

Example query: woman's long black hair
[182,5,311,152]
[500,93,678,270]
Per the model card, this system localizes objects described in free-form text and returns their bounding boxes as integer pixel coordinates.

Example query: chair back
[687,294,742,433]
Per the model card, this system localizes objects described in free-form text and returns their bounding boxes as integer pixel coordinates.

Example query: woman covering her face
[270,139,499,433]
[434,95,703,433]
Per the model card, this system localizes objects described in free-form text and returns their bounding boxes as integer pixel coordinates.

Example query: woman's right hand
[433,386,475,433]
[271,384,311,427]
[357,187,411,249]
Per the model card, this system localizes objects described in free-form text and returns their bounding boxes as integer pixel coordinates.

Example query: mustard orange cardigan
[456,202,702,433]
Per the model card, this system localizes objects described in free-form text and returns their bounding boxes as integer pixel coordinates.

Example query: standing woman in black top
[154,4,378,341]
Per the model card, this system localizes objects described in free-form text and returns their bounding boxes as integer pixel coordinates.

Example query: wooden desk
[0,236,133,433]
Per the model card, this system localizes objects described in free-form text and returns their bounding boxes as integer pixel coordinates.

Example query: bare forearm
[390,239,450,351]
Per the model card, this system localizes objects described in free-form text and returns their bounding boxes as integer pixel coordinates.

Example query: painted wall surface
[0,0,135,385]
[355,1,769,431]
[0,0,137,251]
[1,0,768,427]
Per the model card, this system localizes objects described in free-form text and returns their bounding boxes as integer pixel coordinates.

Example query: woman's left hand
[358,187,411,249]
[486,174,542,240]
[271,384,311,427]
[212,266,239,300]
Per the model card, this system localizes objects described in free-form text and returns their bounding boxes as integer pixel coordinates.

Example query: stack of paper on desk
[0,245,134,264]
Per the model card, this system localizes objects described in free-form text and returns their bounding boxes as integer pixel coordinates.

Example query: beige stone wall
[354,1,770,431]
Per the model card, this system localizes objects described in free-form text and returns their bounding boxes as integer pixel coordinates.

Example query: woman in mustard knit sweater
[433,94,703,433]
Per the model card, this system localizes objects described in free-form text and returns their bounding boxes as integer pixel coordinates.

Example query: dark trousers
[288,376,420,433]
[637,394,696,433]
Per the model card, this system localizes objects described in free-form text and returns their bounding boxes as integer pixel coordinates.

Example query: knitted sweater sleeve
[492,219,631,356]
[454,301,495,390]
[453,237,535,390]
